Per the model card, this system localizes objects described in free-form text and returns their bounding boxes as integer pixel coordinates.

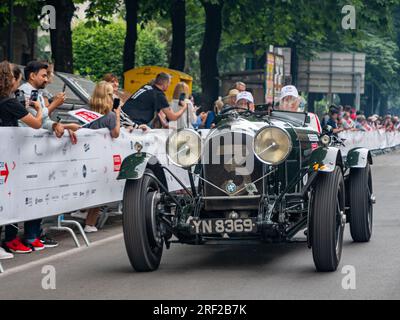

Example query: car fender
[346,147,373,169]
[117,152,164,182]
[309,147,343,173]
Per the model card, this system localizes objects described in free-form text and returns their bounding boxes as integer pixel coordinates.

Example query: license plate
[189,218,257,235]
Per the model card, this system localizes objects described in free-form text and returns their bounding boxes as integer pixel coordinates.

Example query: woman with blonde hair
[169,82,197,130]
[88,81,121,138]
[82,81,121,232]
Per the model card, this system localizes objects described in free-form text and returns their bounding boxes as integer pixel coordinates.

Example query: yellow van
[124,66,193,102]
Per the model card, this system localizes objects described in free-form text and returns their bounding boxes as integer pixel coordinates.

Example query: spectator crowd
[321,105,400,134]
[1,58,399,262]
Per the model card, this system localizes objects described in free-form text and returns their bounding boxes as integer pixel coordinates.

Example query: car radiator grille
[202,132,263,211]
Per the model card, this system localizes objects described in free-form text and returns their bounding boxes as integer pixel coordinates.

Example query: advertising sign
[274,55,284,104]
[68,108,103,124]
[265,53,275,104]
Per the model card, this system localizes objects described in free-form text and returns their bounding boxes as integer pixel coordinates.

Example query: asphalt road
[1,150,400,300]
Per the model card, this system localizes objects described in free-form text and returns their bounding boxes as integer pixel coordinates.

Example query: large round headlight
[166,129,202,168]
[253,126,292,165]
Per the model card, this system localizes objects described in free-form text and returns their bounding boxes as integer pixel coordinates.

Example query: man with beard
[18,61,76,136]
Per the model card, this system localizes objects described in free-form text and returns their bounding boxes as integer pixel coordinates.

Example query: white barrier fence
[1,128,400,226]
[0,128,189,226]
[339,130,400,155]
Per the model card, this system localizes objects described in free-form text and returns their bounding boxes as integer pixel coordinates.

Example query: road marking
[0,233,123,278]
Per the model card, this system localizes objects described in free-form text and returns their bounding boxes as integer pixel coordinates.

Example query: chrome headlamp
[166,129,202,168]
[320,134,331,146]
[253,126,292,165]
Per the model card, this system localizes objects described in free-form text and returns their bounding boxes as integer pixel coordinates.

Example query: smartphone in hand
[113,98,121,110]
[30,90,39,102]
[29,90,39,107]
[179,93,186,107]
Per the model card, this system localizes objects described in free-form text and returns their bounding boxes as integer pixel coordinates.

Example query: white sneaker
[84,225,98,233]
[0,247,14,260]
[71,210,88,220]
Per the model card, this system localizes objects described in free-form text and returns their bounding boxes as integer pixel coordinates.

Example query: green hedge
[72,20,168,82]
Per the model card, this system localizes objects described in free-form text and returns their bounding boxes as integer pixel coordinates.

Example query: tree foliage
[72,20,167,81]
[73,20,125,80]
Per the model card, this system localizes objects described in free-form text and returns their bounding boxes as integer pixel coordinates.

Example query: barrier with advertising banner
[1,128,399,227]
[339,130,400,155]
[0,127,190,226]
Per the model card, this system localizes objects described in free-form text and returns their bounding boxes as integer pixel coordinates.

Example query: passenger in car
[235,91,255,111]
[279,85,301,112]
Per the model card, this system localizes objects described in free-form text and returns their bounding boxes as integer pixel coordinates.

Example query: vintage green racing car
[118,106,375,272]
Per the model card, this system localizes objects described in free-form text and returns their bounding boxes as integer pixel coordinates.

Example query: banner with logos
[0,127,190,226]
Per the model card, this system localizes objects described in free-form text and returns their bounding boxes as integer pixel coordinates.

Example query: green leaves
[73,20,125,81]
[72,20,168,81]
[136,21,168,67]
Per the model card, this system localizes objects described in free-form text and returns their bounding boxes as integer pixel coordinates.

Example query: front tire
[123,169,163,272]
[349,163,373,242]
[311,167,346,272]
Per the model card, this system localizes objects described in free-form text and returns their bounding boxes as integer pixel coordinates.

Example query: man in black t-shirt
[123,73,188,126]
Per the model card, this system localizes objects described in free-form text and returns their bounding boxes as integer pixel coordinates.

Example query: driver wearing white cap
[236,91,255,111]
[279,85,301,112]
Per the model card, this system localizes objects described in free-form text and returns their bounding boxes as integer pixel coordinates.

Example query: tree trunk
[380,95,388,115]
[47,0,75,73]
[200,0,223,110]
[124,0,139,72]
[169,0,186,71]
[307,92,317,113]
[338,93,355,106]
[290,45,299,86]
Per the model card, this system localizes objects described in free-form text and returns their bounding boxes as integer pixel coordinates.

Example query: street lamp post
[7,0,14,62]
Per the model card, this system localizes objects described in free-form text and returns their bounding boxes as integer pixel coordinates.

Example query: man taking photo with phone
[122,73,188,127]
[14,61,78,251]
[18,61,78,140]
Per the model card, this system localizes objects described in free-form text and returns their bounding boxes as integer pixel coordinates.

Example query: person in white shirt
[169,82,197,130]
[18,61,78,141]
[16,61,77,250]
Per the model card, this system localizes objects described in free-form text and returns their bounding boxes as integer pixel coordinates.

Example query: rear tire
[311,167,345,272]
[123,169,163,272]
[349,163,373,242]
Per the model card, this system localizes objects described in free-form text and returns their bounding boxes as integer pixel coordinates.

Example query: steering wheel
[219,105,254,115]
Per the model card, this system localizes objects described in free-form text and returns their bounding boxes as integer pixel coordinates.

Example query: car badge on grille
[225,180,237,194]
